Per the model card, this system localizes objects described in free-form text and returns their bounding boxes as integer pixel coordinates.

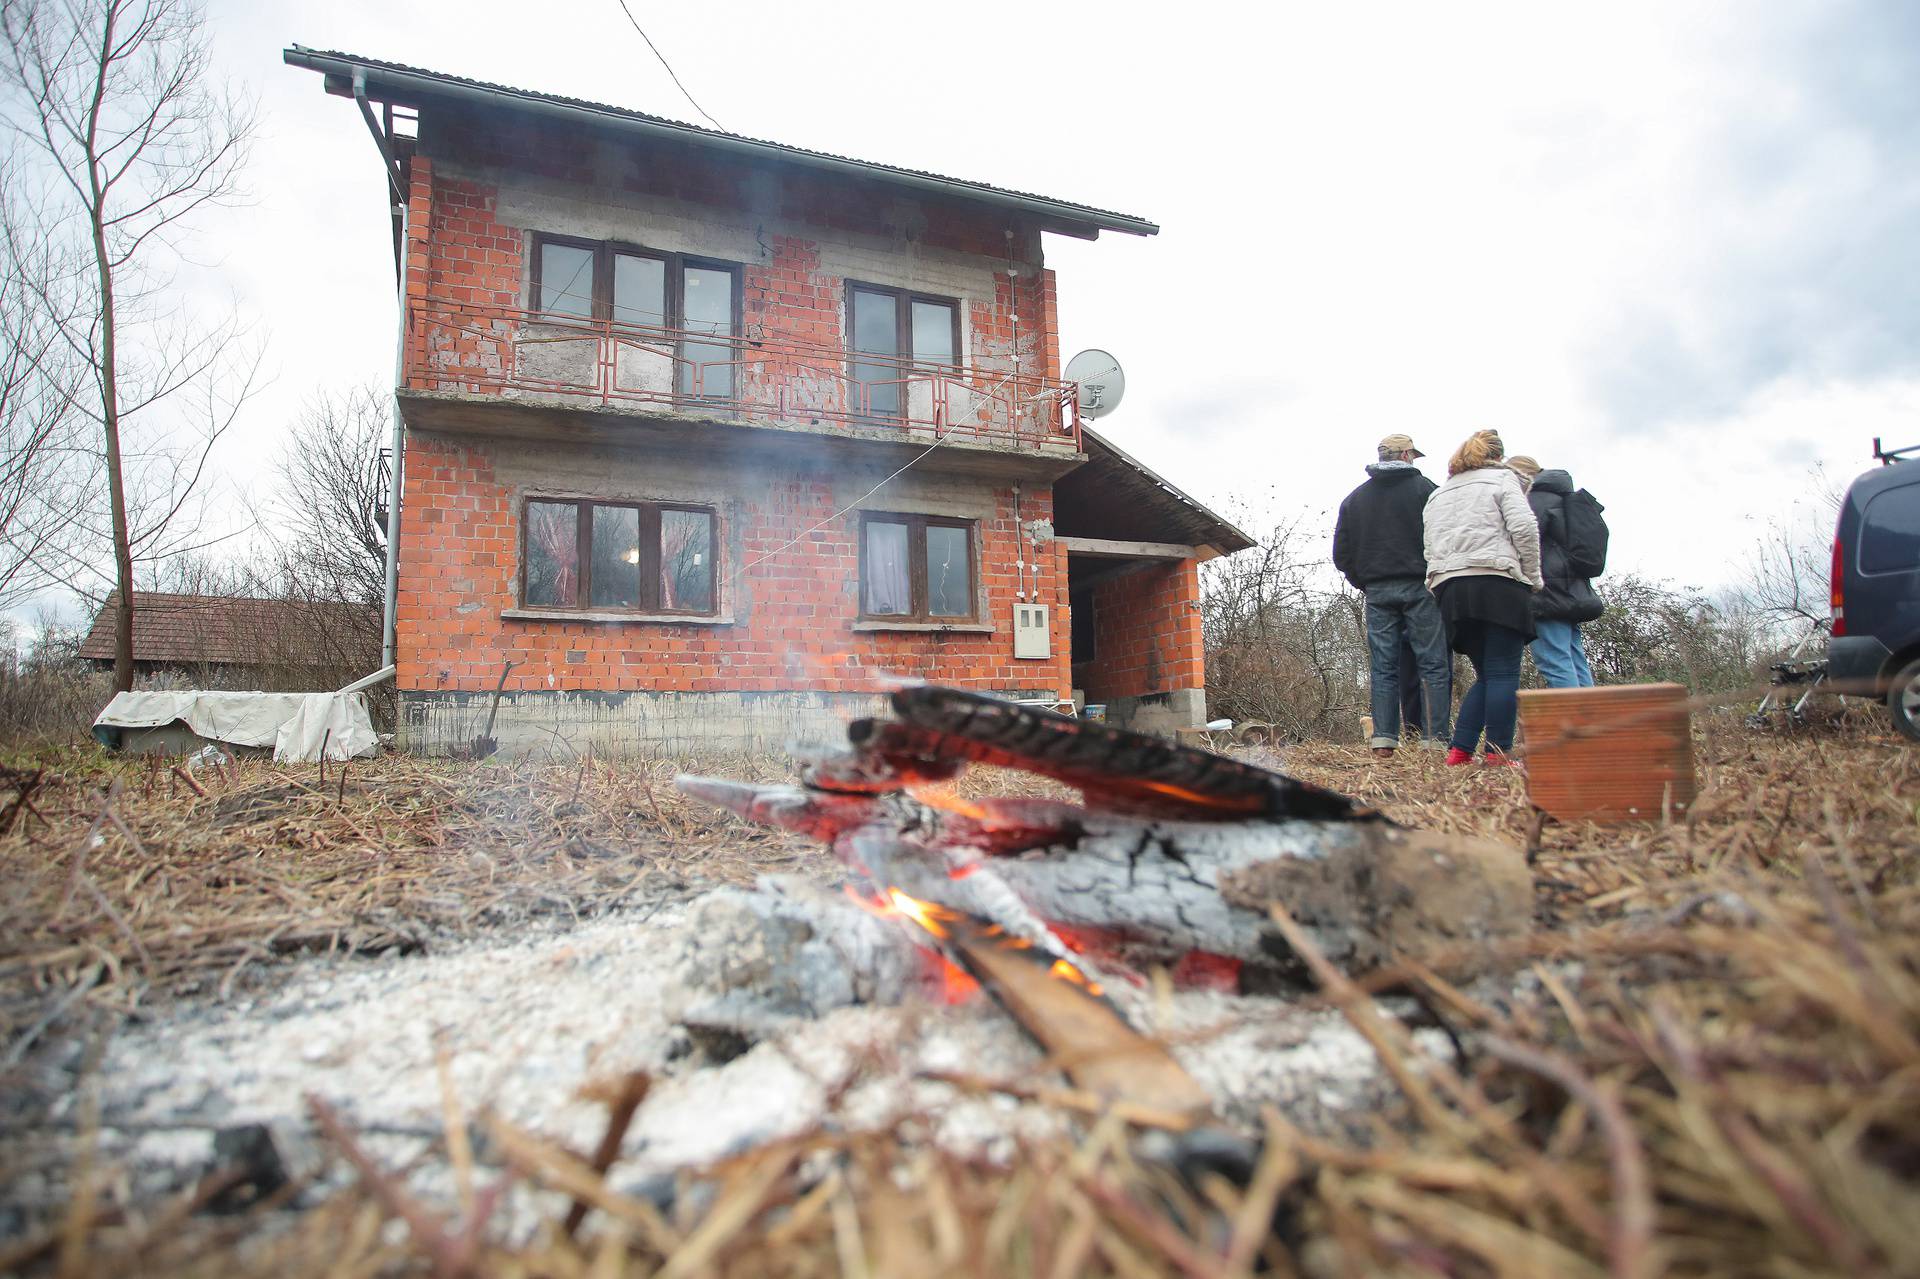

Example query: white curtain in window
[865,521,910,615]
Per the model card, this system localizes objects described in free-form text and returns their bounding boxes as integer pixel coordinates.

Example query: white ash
[46,879,1440,1226]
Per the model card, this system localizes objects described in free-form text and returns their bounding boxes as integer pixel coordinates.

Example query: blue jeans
[1364,579,1452,747]
[1450,622,1527,754]
[1532,619,1595,688]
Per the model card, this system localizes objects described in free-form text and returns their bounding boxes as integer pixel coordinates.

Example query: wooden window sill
[502,608,733,626]
[851,619,993,634]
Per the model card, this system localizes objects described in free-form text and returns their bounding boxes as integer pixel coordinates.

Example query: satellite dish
[1065,349,1125,420]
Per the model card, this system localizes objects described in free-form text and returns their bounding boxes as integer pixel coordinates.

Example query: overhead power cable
[612,0,729,133]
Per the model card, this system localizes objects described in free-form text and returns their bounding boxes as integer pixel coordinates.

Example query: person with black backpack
[1506,457,1607,688]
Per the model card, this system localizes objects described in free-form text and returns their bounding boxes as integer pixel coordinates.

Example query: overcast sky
[153,0,1913,615]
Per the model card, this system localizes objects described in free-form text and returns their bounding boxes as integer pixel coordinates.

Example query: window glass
[538,242,595,319]
[525,501,580,606]
[925,524,970,616]
[589,505,643,607]
[851,288,900,417]
[864,519,911,615]
[661,509,714,612]
[679,265,735,398]
[1861,486,1920,574]
[911,300,957,368]
[612,254,667,329]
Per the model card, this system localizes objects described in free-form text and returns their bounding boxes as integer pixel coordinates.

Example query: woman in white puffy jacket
[1422,429,1542,767]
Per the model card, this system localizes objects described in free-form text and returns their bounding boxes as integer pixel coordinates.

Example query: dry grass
[3,707,1917,1277]
[0,747,835,1046]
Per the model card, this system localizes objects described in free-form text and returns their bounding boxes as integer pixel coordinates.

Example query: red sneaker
[1481,749,1524,769]
[1444,747,1474,767]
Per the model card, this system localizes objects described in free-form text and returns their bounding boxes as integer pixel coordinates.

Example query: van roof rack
[1872,437,1920,466]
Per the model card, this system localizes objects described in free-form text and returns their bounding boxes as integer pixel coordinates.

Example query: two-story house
[288,48,1249,754]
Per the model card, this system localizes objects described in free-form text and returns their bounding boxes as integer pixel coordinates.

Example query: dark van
[1830,446,1920,738]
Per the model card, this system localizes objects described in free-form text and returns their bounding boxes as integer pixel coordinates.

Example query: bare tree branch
[0,0,257,691]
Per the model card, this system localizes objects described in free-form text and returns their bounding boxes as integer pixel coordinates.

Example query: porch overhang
[1052,428,1253,557]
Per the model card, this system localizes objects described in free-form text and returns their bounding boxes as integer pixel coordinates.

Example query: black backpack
[1563,489,1609,578]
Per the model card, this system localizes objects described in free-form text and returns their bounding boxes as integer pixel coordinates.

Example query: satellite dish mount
[1065,349,1126,423]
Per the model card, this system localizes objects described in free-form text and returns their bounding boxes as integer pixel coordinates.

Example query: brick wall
[390,106,1093,710]
[394,434,1071,698]
[402,111,1056,404]
[1080,560,1205,704]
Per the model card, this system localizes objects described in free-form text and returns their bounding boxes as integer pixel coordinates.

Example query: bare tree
[0,182,88,609]
[1202,509,1372,741]
[1737,467,1844,653]
[265,386,389,621]
[0,0,257,691]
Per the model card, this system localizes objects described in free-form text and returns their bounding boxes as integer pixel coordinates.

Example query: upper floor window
[523,497,717,615]
[846,283,960,418]
[860,512,975,620]
[531,234,740,398]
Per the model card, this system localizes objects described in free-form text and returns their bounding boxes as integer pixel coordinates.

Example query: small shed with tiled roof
[80,593,379,687]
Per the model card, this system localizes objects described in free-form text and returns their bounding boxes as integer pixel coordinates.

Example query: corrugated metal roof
[80,593,378,667]
[283,46,1158,239]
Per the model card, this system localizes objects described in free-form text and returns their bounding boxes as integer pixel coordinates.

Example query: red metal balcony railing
[404,298,1083,451]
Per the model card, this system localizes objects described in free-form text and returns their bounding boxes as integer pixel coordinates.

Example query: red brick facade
[395,434,1070,697]
[1080,561,1205,704]
[384,105,1200,728]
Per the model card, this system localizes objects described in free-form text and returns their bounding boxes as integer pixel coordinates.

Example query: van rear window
[1860,484,1920,573]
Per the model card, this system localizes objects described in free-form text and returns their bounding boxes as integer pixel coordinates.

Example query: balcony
[401,298,1083,458]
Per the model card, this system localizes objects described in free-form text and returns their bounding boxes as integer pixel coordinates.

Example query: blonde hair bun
[1448,429,1506,476]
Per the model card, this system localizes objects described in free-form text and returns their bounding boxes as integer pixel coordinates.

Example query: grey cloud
[1583,0,1920,432]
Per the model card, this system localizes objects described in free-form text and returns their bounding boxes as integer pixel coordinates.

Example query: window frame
[518,496,719,617]
[843,282,963,418]
[858,511,977,622]
[531,233,744,330]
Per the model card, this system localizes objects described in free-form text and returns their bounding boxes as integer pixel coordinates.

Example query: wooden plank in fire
[941,914,1214,1125]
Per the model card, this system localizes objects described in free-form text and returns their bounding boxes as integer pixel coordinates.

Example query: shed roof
[79,593,377,668]
[283,47,1157,241]
[1053,429,1254,555]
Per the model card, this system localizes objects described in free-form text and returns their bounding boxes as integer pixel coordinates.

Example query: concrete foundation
[1100,688,1207,736]
[398,685,1206,758]
[400,688,891,758]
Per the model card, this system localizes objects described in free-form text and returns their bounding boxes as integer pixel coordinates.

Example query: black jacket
[1332,462,1437,589]
[1527,469,1605,623]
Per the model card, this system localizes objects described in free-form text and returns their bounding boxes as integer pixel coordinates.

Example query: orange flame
[848,885,1103,1000]
[1133,779,1264,813]
[907,784,990,821]
[1049,958,1105,997]
[844,885,977,1002]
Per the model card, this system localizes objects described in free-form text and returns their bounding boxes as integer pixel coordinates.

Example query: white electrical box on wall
[1012,603,1051,659]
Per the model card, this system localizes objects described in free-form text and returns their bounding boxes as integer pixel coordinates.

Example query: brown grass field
[0,705,1915,1277]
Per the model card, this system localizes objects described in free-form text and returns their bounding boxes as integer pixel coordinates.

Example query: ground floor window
[523,498,716,614]
[860,513,975,620]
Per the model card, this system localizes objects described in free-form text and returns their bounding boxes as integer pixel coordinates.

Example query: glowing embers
[843,884,1109,1003]
[905,783,990,821]
[844,885,978,1004]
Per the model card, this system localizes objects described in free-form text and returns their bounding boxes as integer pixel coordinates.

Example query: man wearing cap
[1333,434,1452,756]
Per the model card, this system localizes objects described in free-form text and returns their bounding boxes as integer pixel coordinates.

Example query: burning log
[676,686,1531,1120]
[679,686,1532,985]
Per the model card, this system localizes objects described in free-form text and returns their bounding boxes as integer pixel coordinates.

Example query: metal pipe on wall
[354,70,408,669]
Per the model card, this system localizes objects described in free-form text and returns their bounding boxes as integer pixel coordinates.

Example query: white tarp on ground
[93,690,379,763]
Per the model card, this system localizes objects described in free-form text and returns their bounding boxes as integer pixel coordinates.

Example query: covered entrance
[1052,430,1252,733]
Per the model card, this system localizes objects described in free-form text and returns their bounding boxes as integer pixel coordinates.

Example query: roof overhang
[283,47,1158,242]
[1053,428,1254,557]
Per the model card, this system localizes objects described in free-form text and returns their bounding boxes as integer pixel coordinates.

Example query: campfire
[677,684,1535,1120]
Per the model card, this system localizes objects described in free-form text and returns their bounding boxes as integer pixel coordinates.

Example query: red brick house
[288,48,1249,754]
